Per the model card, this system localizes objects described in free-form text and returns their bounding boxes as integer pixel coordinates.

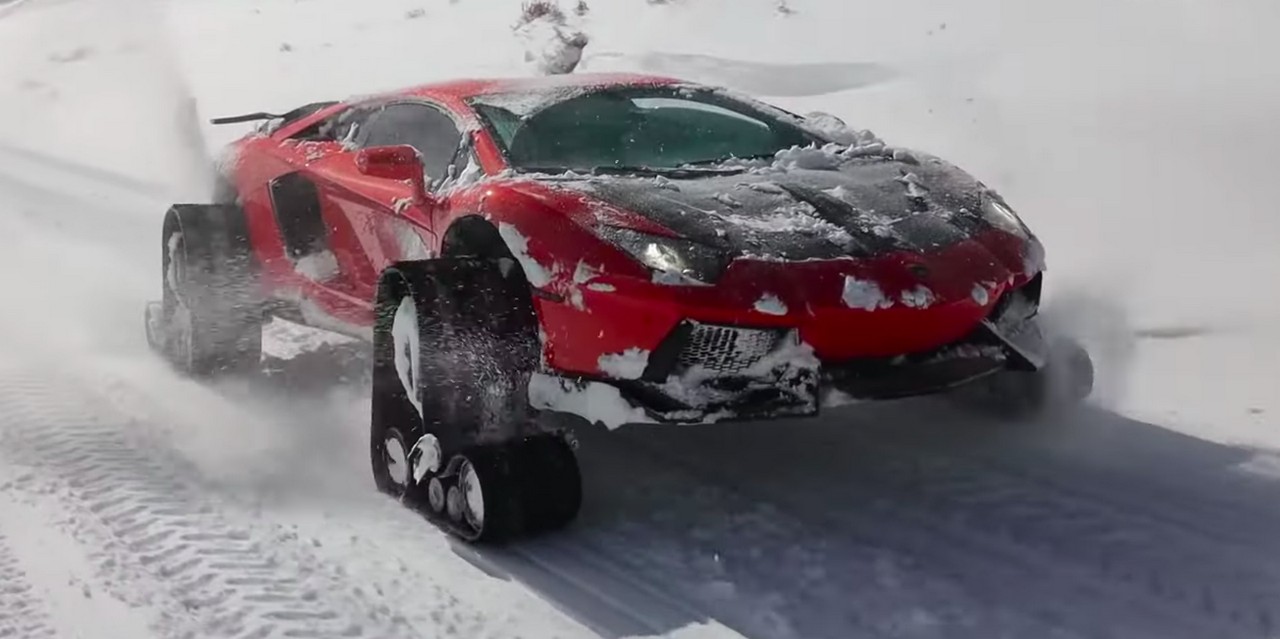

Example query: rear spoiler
[210,101,340,126]
[209,112,284,125]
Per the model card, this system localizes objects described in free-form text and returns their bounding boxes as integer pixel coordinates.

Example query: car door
[259,106,379,334]
[306,101,466,307]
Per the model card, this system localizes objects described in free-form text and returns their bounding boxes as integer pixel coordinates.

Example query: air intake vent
[676,322,784,376]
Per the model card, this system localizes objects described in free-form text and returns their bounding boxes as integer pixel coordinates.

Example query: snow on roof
[394,72,685,101]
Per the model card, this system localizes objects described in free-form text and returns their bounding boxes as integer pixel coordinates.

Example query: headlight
[603,227,730,285]
[980,197,1028,236]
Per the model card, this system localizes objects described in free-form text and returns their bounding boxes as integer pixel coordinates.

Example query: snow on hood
[551,152,1001,262]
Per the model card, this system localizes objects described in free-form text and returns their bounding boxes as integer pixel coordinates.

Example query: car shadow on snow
[467,400,1280,639]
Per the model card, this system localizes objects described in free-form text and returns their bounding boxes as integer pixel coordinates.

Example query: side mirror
[355,145,429,206]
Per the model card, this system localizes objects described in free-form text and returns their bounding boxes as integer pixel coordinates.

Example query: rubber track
[0,531,57,639]
[0,375,411,639]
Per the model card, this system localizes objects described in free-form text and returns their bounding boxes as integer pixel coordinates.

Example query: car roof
[380,72,689,102]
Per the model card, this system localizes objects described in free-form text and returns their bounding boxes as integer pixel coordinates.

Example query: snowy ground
[2,0,1279,637]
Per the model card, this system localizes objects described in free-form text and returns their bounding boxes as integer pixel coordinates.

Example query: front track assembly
[371,257,583,543]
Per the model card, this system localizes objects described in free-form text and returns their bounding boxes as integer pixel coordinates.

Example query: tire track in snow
[0,356,600,639]
[0,373,414,639]
[474,535,754,639]
[0,141,172,199]
[0,171,149,251]
[0,138,177,261]
[0,530,57,639]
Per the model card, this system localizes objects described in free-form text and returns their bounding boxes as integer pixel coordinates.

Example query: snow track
[0,372,416,639]
[0,142,172,200]
[0,532,57,639]
[470,537,744,638]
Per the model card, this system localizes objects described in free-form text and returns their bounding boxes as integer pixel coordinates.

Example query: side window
[288,107,367,143]
[359,103,463,186]
[323,109,363,145]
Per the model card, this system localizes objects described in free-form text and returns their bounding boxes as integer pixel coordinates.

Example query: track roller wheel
[412,435,581,543]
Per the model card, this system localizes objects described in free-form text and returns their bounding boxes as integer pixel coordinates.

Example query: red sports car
[144,72,1094,542]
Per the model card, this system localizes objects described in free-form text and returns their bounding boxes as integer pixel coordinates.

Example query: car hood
[554,156,1003,261]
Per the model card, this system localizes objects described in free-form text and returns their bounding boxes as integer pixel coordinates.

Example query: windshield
[468,86,819,173]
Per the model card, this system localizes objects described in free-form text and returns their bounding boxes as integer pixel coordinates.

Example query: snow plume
[1039,285,1138,411]
[514,1,590,75]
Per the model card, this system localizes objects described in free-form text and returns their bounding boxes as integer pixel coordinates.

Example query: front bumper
[532,285,1050,425]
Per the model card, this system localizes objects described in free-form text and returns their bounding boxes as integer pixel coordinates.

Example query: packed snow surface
[3,0,1280,637]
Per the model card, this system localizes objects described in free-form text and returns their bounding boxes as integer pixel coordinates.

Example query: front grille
[676,323,784,376]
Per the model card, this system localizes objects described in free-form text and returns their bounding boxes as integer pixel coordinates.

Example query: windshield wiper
[599,165,746,177]
[518,165,744,178]
[681,153,778,167]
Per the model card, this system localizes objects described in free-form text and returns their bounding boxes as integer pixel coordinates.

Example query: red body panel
[218,73,1042,379]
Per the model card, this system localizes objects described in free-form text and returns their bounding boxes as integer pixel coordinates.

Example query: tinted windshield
[468,86,818,173]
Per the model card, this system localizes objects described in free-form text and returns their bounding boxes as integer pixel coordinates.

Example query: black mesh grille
[676,323,784,376]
